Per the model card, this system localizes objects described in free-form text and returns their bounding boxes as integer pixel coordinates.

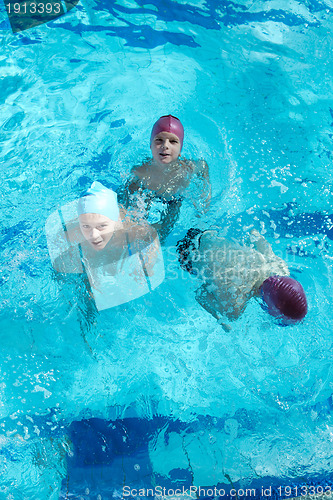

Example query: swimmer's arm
[126,220,159,250]
[125,164,149,194]
[125,218,157,245]
[126,175,142,194]
[195,284,231,332]
[53,250,83,274]
[126,221,161,275]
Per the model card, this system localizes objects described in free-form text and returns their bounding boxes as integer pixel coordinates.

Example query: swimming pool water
[1,0,333,498]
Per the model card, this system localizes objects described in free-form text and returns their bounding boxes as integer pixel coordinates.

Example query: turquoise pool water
[1,0,333,498]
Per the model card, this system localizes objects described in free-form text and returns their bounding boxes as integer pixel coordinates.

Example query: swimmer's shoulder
[122,214,158,247]
[126,162,153,192]
[125,173,144,193]
[131,161,152,178]
[53,247,84,274]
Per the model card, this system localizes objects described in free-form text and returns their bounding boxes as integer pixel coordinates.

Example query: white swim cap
[77,181,119,221]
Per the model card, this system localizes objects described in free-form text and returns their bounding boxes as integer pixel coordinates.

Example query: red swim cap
[260,276,308,322]
[150,115,184,149]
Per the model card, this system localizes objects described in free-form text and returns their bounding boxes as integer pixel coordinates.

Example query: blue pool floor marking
[59,416,333,500]
[1,408,333,498]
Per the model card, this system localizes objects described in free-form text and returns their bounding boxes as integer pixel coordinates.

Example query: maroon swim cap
[260,276,307,321]
[150,115,184,149]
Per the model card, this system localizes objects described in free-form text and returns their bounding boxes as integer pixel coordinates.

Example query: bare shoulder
[53,247,83,274]
[127,163,154,193]
[134,220,157,242]
[124,216,158,244]
[124,166,146,194]
[131,162,150,178]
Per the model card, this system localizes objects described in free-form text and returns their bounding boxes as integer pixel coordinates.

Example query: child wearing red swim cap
[177,228,307,330]
[121,115,211,242]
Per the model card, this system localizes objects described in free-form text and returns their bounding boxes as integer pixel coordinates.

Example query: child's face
[79,213,117,250]
[151,132,181,166]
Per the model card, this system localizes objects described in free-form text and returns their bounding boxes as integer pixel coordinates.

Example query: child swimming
[49,182,164,311]
[120,115,211,242]
[177,228,307,328]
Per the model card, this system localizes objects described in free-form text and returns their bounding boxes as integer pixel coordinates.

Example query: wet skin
[79,213,118,251]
